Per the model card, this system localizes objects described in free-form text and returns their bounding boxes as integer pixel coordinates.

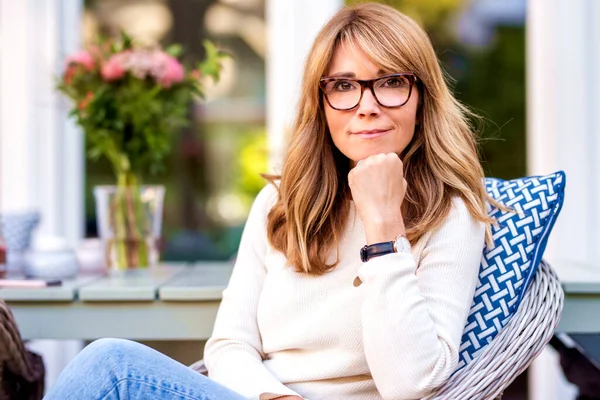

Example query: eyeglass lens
[322,75,412,110]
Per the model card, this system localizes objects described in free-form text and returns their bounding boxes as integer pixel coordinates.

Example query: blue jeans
[43,338,248,400]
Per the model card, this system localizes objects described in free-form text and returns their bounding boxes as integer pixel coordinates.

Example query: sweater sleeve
[356,198,485,400]
[204,184,304,400]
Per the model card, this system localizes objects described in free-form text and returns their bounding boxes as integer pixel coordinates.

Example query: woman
[45,3,491,400]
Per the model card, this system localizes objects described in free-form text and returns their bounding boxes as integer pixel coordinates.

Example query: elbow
[377,381,441,400]
[203,337,264,372]
[375,348,457,400]
[203,337,221,372]
[377,372,451,400]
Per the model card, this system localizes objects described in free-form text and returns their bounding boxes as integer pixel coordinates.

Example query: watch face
[394,235,411,253]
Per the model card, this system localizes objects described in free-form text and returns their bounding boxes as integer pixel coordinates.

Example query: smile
[351,129,391,139]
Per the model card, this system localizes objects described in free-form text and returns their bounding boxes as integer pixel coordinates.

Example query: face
[323,44,419,168]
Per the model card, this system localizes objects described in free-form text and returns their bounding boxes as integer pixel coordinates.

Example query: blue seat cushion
[455,171,566,371]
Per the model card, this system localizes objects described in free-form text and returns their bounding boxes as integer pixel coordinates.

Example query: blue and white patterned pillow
[0,211,40,251]
[455,171,566,372]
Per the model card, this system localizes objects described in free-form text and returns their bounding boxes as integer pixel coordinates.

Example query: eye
[331,80,356,92]
[382,76,409,88]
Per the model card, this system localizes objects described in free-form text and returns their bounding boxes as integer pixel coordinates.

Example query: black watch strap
[360,241,395,262]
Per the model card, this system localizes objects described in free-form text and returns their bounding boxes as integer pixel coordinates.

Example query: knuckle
[371,153,385,164]
[386,153,400,163]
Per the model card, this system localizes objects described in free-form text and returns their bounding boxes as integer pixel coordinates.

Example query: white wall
[0,0,85,390]
[265,0,343,172]
[527,0,599,398]
[0,0,84,243]
[527,0,600,265]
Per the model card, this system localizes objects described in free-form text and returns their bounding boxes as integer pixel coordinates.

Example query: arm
[204,185,304,400]
[348,153,484,399]
[358,199,484,399]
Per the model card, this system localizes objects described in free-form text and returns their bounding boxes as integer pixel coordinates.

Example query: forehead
[326,42,385,78]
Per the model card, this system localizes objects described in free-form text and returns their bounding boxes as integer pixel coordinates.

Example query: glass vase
[93,176,165,271]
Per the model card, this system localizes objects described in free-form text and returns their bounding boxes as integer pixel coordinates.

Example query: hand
[348,153,407,244]
[273,396,304,400]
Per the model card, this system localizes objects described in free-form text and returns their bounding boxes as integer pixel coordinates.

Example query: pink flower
[157,54,184,88]
[127,51,155,79]
[65,51,94,70]
[101,54,127,81]
[63,51,95,84]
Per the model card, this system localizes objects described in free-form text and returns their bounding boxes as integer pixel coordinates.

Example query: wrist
[360,232,411,263]
[364,218,406,245]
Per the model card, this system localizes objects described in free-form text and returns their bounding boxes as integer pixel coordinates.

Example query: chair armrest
[422,260,564,400]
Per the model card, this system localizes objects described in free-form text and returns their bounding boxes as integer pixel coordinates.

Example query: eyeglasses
[319,73,417,111]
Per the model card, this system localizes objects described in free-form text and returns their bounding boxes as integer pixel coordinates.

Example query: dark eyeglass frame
[319,73,418,111]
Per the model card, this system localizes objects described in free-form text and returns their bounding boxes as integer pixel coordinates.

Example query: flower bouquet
[58,33,226,270]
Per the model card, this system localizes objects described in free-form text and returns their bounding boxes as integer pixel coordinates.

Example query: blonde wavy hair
[265,3,494,275]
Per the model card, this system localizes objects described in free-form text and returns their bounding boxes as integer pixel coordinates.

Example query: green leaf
[119,31,134,51]
[198,40,229,82]
[165,44,183,57]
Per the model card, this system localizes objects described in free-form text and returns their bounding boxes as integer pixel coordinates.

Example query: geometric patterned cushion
[0,211,40,251]
[455,171,566,372]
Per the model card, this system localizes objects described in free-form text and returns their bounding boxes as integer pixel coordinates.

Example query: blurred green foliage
[235,128,269,201]
[347,0,463,41]
[452,27,526,179]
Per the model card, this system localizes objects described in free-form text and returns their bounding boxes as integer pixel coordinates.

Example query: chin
[351,149,399,161]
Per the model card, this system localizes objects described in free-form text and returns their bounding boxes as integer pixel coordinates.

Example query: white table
[2,259,598,340]
[2,262,233,340]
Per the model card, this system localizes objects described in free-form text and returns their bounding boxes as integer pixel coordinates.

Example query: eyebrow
[326,69,387,78]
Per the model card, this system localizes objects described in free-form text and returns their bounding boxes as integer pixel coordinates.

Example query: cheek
[394,102,418,134]
[324,107,348,142]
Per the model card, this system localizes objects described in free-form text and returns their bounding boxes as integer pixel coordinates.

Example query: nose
[356,87,381,117]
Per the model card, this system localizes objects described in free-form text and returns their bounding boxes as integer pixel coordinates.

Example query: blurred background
[82,0,269,263]
[81,0,527,263]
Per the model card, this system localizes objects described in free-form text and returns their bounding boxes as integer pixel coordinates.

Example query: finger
[348,171,355,187]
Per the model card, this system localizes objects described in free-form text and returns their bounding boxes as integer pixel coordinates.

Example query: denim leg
[43,338,247,400]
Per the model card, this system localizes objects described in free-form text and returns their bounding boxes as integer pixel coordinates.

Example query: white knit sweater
[204,184,485,400]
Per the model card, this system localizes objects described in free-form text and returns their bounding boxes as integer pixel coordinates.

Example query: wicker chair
[0,298,45,400]
[189,260,563,400]
[422,260,564,399]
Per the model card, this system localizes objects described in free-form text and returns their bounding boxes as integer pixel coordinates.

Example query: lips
[351,128,391,139]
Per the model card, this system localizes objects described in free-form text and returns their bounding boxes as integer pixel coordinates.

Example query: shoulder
[240,183,281,239]
[447,196,472,220]
[415,196,485,266]
[414,196,485,257]
[431,196,485,239]
[255,182,279,206]
[250,182,280,216]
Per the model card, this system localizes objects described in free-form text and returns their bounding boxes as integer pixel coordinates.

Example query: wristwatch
[360,234,411,262]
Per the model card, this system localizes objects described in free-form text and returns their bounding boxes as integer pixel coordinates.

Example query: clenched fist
[348,153,407,244]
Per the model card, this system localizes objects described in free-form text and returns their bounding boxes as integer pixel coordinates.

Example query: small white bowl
[22,249,79,280]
